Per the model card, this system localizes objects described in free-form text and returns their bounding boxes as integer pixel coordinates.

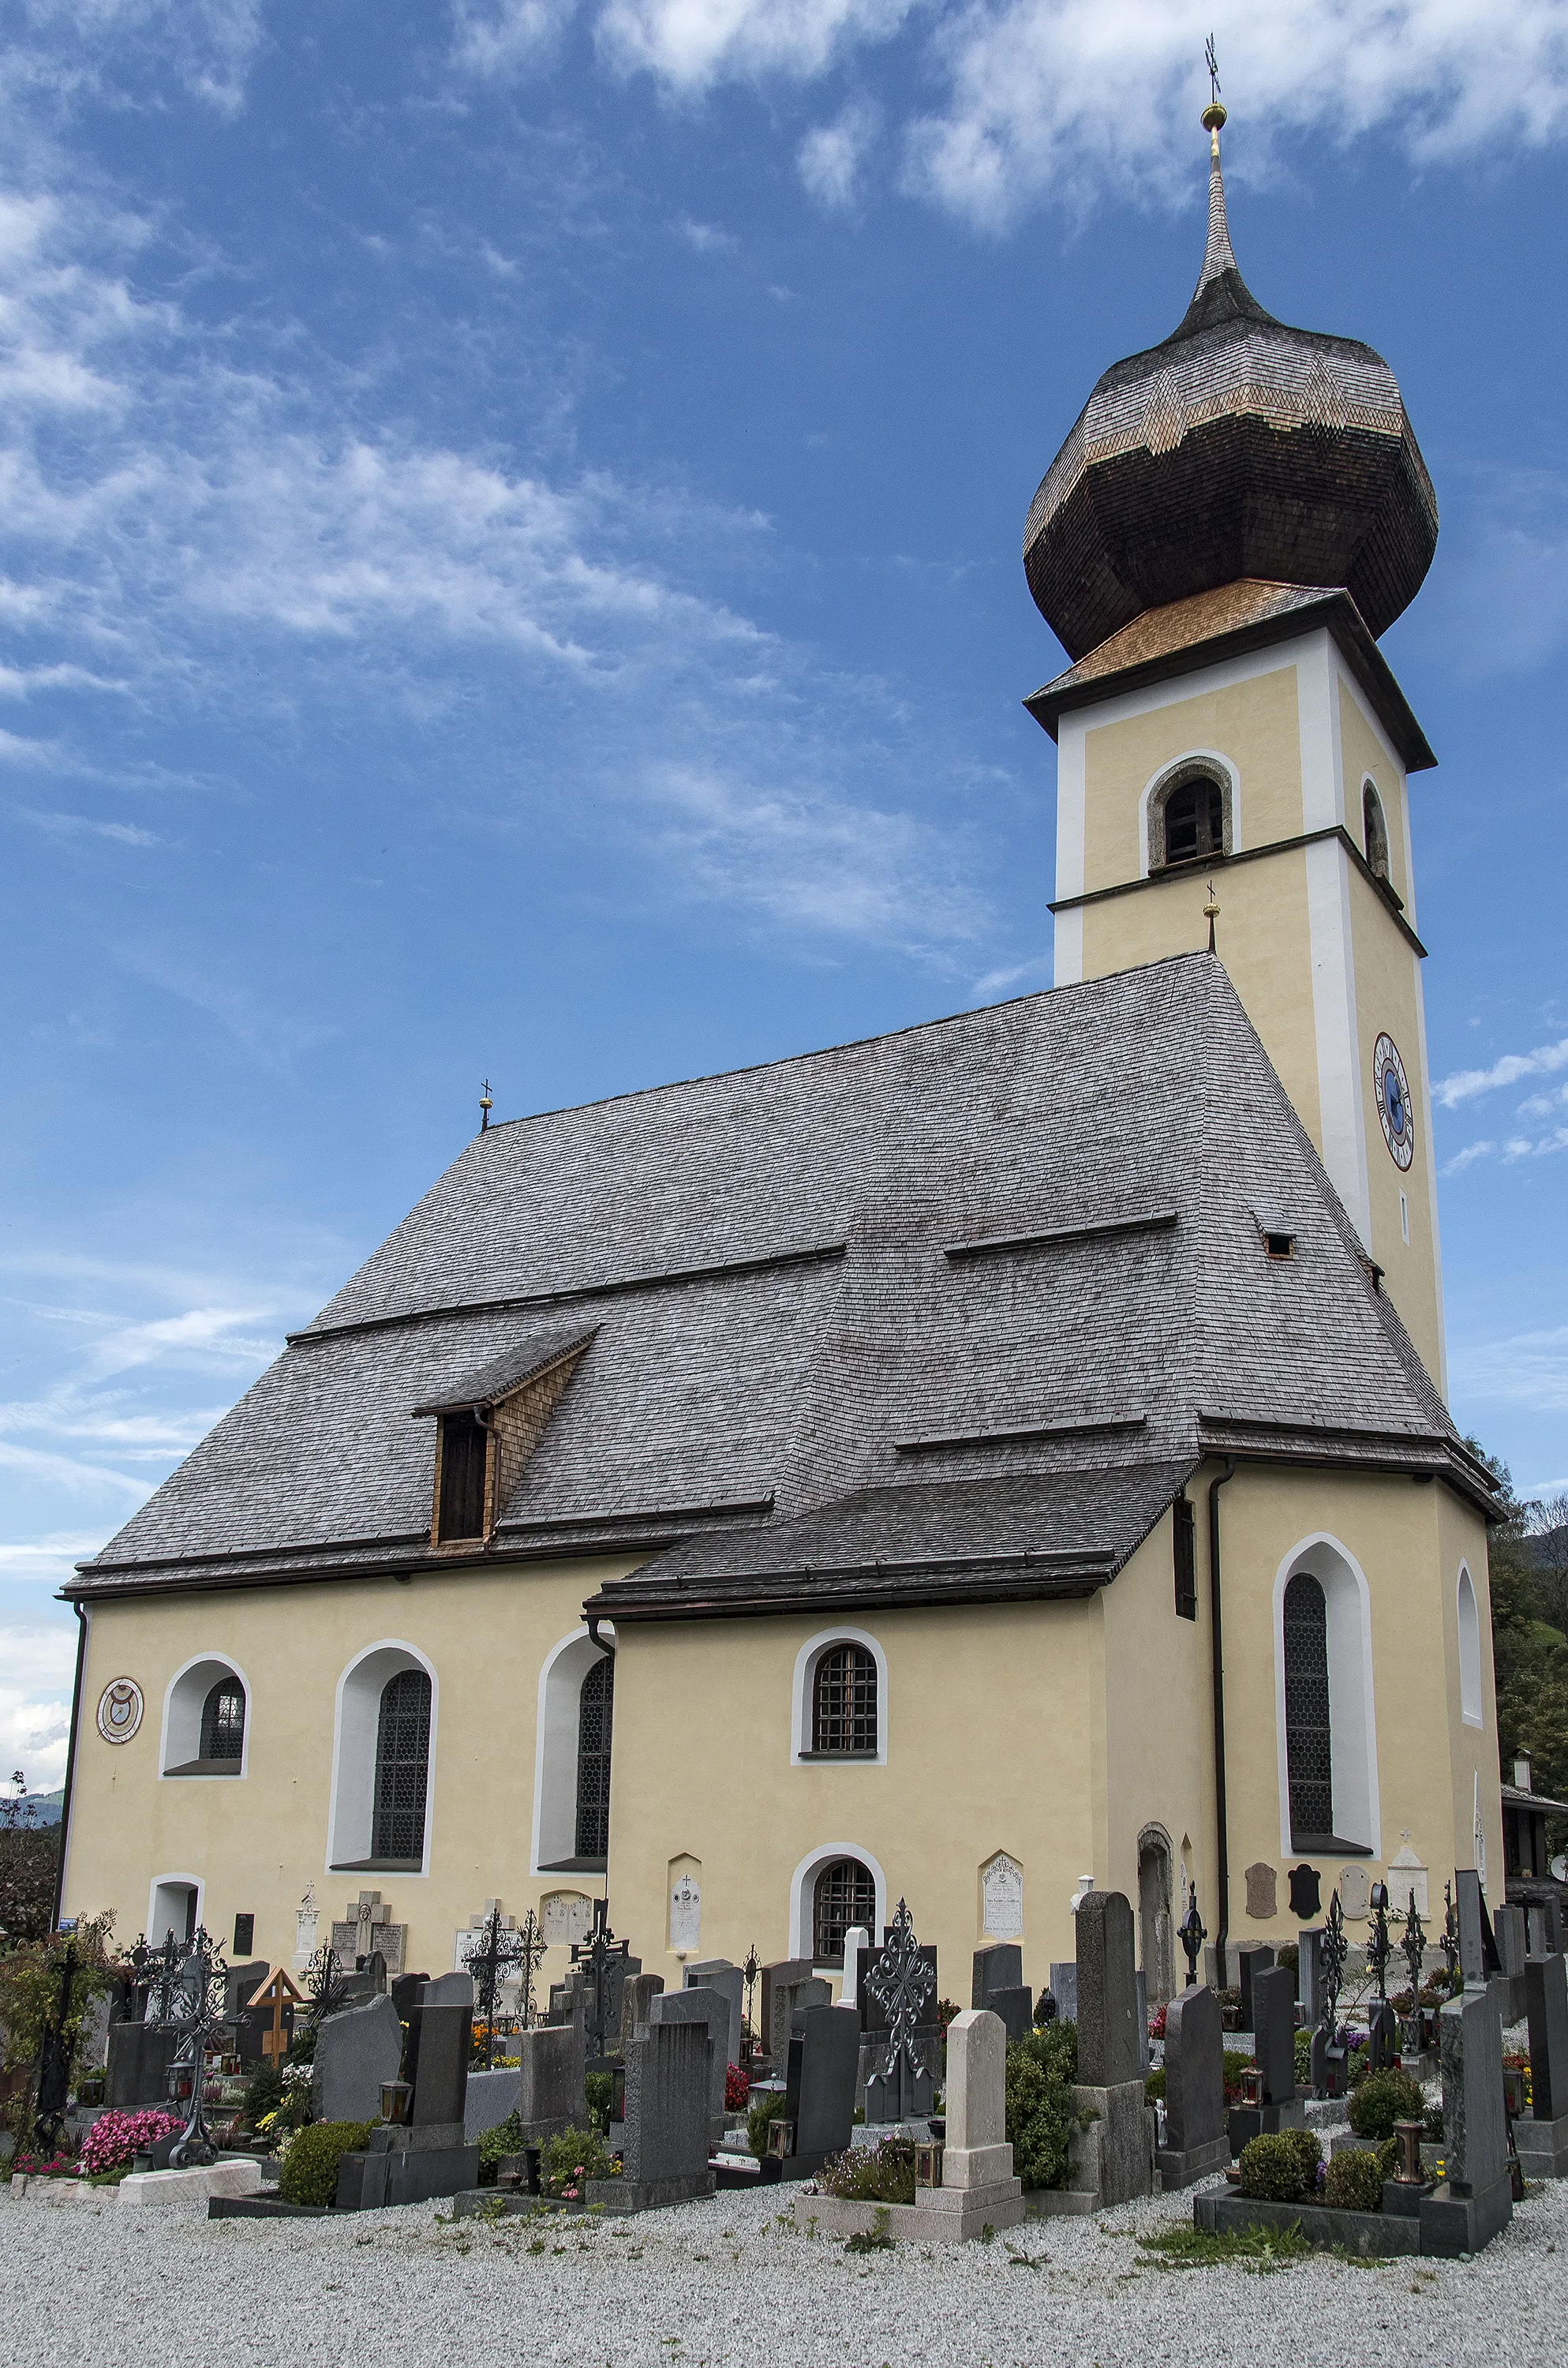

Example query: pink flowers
[78,2108,181,2175]
[724,2062,749,2110]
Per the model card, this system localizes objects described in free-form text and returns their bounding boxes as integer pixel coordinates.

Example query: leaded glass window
[811,1643,878,1754]
[372,1668,432,1863]
[1283,1571,1334,1842]
[200,1678,245,1763]
[813,1857,877,1965]
[574,1653,614,1860]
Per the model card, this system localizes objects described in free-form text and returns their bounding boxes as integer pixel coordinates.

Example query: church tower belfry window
[1363,780,1390,881]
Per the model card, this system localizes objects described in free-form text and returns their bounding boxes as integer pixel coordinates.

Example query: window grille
[1173,1496,1196,1620]
[1283,1571,1334,1842]
[1160,777,1226,867]
[200,1678,245,1762]
[811,1643,878,1753]
[813,1857,878,1965]
[372,1668,432,1863]
[574,1653,614,1860]
[438,1411,488,1542]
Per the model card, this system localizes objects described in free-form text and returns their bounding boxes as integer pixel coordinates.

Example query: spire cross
[1205,35,1220,107]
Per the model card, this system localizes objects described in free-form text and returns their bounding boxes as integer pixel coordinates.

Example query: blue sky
[3,0,1567,1789]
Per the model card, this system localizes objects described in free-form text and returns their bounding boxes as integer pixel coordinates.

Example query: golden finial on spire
[1202,33,1227,153]
[1203,881,1221,954]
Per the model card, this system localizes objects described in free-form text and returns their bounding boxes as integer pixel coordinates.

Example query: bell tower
[1021,97,1448,1392]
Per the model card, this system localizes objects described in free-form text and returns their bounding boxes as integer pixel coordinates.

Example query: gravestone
[104,2019,179,2111]
[683,1961,744,2072]
[775,2003,859,2177]
[541,1890,593,1947]
[985,1987,1033,2043]
[294,1883,318,1972]
[761,1959,814,2065]
[1515,1950,1568,2179]
[1288,1864,1322,1921]
[669,1868,702,1952]
[1226,1965,1304,2154]
[980,1853,1024,1941]
[1387,1843,1428,1918]
[620,1973,665,2051]
[1075,1892,1139,2086]
[223,1961,270,2062]
[515,2022,587,2141]
[1492,1904,1528,2020]
[1420,1984,1513,2255]
[1236,1944,1274,2032]
[331,1890,406,1980]
[1338,1865,1370,1920]
[1244,1863,1277,1921]
[838,1928,870,2011]
[863,1904,938,2124]
[1136,1970,1149,2069]
[913,2006,1024,2238]
[1048,1962,1077,2021]
[1455,1870,1489,1986]
[1297,1927,1323,2025]
[1157,1983,1229,2188]
[649,1985,730,2127]
[972,1943,1023,2007]
[612,2019,716,2211]
[423,1970,475,2008]
[465,2067,522,2141]
[410,2001,470,2145]
[312,1995,404,2124]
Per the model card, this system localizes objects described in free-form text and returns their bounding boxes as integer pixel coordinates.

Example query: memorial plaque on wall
[981,1853,1024,1941]
[541,1890,593,1946]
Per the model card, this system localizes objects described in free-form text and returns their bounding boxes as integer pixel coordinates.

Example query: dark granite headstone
[683,1961,743,2070]
[618,2020,716,2209]
[780,2004,859,2174]
[761,1959,813,2064]
[1455,1872,1491,1986]
[1297,1927,1323,2025]
[620,1972,665,2052]
[422,1970,475,2007]
[515,2021,586,2141]
[1237,1944,1275,2032]
[1252,1966,1296,2108]
[1075,1891,1139,2088]
[104,2020,178,2110]
[1441,1985,1508,2195]
[1493,1905,1526,1980]
[312,1995,404,2123]
[1526,1951,1568,2122]
[410,2000,470,2141]
[1288,1864,1322,1920]
[649,1985,730,2122]
[224,1961,271,2062]
[1159,1982,1227,2186]
[972,1943,1024,2007]
[985,1985,1034,2044]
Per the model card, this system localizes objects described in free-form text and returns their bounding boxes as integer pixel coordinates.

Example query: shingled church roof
[69,954,1492,1612]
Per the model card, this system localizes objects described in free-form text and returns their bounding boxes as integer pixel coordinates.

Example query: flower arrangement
[78,2108,180,2176]
[9,2149,77,2180]
[541,2124,618,2197]
[724,2062,749,2111]
[1147,2003,1168,2042]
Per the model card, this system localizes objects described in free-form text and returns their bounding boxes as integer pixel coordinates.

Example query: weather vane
[1205,35,1221,105]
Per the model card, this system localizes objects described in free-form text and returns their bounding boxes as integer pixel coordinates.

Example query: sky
[2,0,1567,1795]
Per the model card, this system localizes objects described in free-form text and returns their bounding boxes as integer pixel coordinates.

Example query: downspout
[50,1601,88,1936]
[1207,1459,1237,1989]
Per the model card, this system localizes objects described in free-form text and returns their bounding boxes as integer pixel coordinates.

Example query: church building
[56,103,1503,2013]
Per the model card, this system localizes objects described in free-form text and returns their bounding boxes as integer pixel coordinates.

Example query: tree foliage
[1472,1445,1568,1850]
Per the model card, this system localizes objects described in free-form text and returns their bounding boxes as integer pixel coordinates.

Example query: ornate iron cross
[466,1905,528,2068]
[1177,1890,1206,1985]
[1318,1890,1348,2037]
[864,1898,935,2080]
[570,1898,630,2058]
[1401,1894,1426,1999]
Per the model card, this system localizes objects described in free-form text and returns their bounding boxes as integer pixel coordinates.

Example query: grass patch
[1139,2220,1314,2273]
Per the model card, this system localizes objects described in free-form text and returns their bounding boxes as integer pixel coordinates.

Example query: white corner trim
[1457,1564,1483,1727]
[158,1650,253,1780]
[1053,905,1083,987]
[1304,836,1372,1246]
[790,1625,889,1767]
[788,1842,889,1966]
[1053,715,1087,903]
[324,1638,439,1880]
[1410,972,1449,1398]
[1296,631,1344,834]
[1271,1534,1382,1861]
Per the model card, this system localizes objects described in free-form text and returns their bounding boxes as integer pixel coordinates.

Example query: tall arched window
[372,1668,432,1864]
[1458,1565,1483,1725]
[813,1857,877,1965]
[1363,780,1390,881]
[1283,1571,1334,1844]
[812,1643,878,1754]
[574,1653,614,1860]
[200,1678,245,1763]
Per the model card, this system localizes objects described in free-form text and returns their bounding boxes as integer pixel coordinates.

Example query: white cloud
[0,1441,155,1498]
[592,0,915,90]
[16,806,159,846]
[0,1534,110,1584]
[1441,1140,1495,1177]
[678,217,740,253]
[799,99,881,207]
[1435,1034,1568,1107]
[1450,1325,1568,1415]
[0,1620,81,1793]
[2,0,264,115]
[451,0,581,75]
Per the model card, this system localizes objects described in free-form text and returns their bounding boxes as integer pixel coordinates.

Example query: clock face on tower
[1373,1032,1414,1170]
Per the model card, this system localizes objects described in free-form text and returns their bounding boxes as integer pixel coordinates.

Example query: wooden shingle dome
[1024,115,1439,661]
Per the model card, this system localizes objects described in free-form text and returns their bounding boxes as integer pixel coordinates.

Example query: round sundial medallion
[1373,1032,1414,1171]
[95,1677,144,1744]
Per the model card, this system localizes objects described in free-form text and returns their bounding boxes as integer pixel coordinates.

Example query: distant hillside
[6,1789,63,1827]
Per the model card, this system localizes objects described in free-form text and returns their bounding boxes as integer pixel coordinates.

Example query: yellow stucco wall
[1080,663,1304,888]
[1346,856,1443,1380]
[1338,689,1410,908]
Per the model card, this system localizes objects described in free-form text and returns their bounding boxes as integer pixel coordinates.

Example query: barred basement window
[1283,1571,1334,1845]
[813,1857,877,1966]
[574,1653,615,1861]
[200,1679,245,1763]
[1173,1494,1196,1621]
[372,1667,432,1864]
[437,1411,488,1542]
[812,1643,878,1754]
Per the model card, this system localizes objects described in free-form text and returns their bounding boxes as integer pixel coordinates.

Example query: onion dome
[1024,105,1438,662]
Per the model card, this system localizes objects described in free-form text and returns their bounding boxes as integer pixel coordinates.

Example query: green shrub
[817,2139,917,2204]
[1005,2021,1077,2192]
[1323,2146,1384,2213]
[1346,2066,1424,2141]
[1143,2067,1166,2104]
[584,2071,613,2134]
[748,2092,790,2160]
[1346,2045,1370,2090]
[1276,1943,1299,1976]
[477,2109,523,2186]
[1423,2102,1444,2141]
[1282,2126,1322,2188]
[1237,2133,1311,2202]
[277,2119,372,2207]
[241,2059,284,2130]
[1222,2050,1252,2100]
[1293,2028,1313,2086]
[541,2125,618,2197]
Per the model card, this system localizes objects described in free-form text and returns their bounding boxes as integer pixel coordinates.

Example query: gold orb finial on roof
[1202,34,1226,151]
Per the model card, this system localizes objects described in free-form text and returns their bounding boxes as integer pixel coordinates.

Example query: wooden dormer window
[436,1411,490,1542]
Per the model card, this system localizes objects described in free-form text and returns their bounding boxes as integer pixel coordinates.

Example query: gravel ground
[2,2173,1565,2367]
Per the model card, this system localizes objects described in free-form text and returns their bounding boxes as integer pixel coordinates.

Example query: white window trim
[1271,1533,1382,1859]
[147,1872,204,1948]
[159,1651,252,1780]
[788,1842,888,1970]
[1457,1564,1484,1728]
[1138,748,1241,880]
[325,1639,439,1879]
[791,1625,889,1766]
[530,1624,615,1875]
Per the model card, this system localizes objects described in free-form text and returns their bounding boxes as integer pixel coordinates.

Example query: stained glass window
[372,1668,432,1863]
[575,1653,614,1860]
[1284,1571,1334,1842]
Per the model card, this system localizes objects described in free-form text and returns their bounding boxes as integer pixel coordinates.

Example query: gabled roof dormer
[412,1323,597,1550]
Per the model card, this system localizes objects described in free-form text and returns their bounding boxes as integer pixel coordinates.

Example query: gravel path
[3,2175,1564,2366]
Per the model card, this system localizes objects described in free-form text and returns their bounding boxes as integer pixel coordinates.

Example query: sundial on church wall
[1373,1034,1414,1170]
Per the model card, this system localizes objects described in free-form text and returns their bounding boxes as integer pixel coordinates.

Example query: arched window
[813,1857,877,1965]
[372,1668,432,1864]
[200,1679,245,1763]
[812,1643,878,1754]
[574,1653,614,1860]
[1458,1565,1482,1725]
[1145,761,1233,874]
[1283,1571,1334,1845]
[1363,780,1390,881]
